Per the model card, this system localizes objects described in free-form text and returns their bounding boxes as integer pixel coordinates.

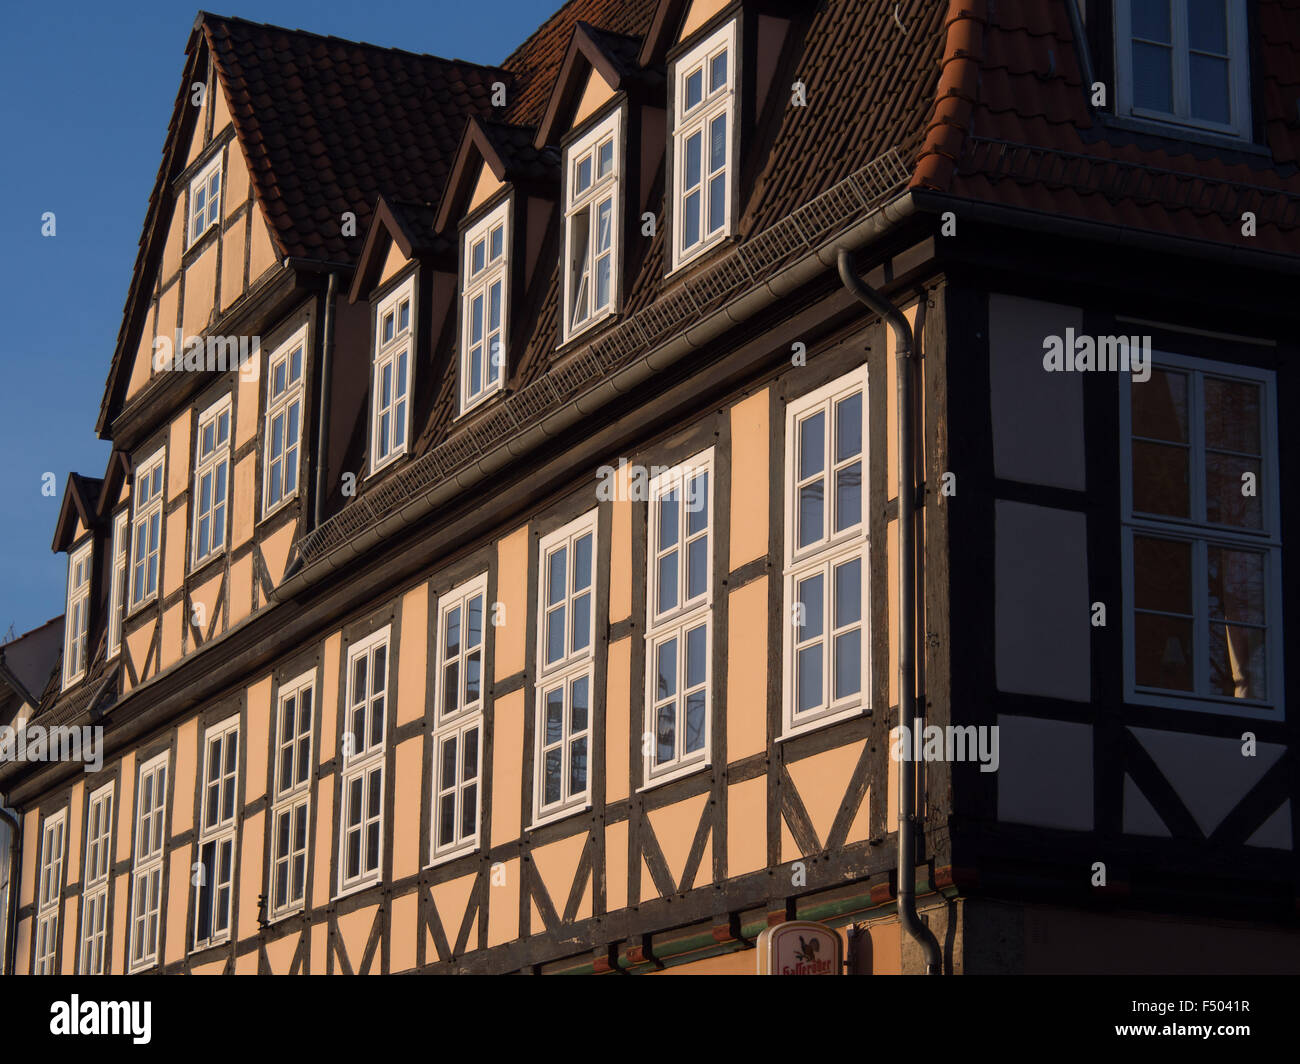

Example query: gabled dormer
[535,24,657,346]
[640,0,804,273]
[51,474,105,691]
[349,197,450,479]
[436,118,560,417]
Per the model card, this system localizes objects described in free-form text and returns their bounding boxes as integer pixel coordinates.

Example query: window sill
[125,594,159,621]
[1126,689,1282,721]
[332,877,382,903]
[1099,113,1271,159]
[779,701,867,741]
[667,231,738,280]
[638,756,710,793]
[367,449,409,480]
[427,842,480,870]
[189,546,227,583]
[558,308,619,352]
[528,801,591,831]
[455,383,507,423]
[260,489,300,526]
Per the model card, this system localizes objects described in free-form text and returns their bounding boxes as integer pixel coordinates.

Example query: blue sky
[0,0,558,639]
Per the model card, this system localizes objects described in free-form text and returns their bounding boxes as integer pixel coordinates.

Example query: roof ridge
[200,10,512,74]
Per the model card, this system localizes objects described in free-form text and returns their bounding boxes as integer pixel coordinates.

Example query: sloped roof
[203,12,510,263]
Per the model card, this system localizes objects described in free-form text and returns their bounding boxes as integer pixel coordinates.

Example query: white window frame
[191,395,232,567]
[263,326,307,516]
[193,715,239,950]
[782,366,871,737]
[562,110,622,341]
[670,20,738,271]
[269,669,314,920]
[130,448,166,611]
[459,201,510,414]
[62,541,93,689]
[430,573,488,864]
[371,280,414,474]
[188,153,223,247]
[1120,351,1283,719]
[79,782,114,975]
[533,510,598,825]
[1114,0,1252,139]
[107,510,128,660]
[130,751,168,972]
[338,626,390,895]
[34,809,66,975]
[643,450,715,786]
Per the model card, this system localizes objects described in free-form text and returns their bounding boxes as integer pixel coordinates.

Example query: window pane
[596,254,611,310]
[1188,0,1227,52]
[1133,41,1173,112]
[1133,536,1192,614]
[1132,441,1189,517]
[545,687,563,745]
[439,794,455,846]
[1189,54,1229,124]
[574,533,593,591]
[1209,624,1266,699]
[799,411,825,479]
[490,225,503,261]
[1134,612,1194,690]
[836,392,862,459]
[656,638,677,700]
[569,736,587,795]
[571,675,589,732]
[684,191,700,248]
[547,606,565,664]
[658,551,679,613]
[686,624,707,688]
[1133,0,1171,42]
[1206,453,1261,528]
[547,547,566,605]
[687,473,708,534]
[571,591,591,652]
[656,700,675,765]
[1207,547,1264,625]
[463,728,479,778]
[576,155,592,193]
[461,783,477,838]
[441,736,457,788]
[685,68,703,109]
[685,132,701,187]
[835,461,862,531]
[797,645,823,713]
[835,558,862,627]
[798,573,824,639]
[834,630,861,699]
[659,490,679,549]
[685,692,706,753]
[544,749,562,804]
[1204,378,1260,454]
[687,538,708,600]
[709,114,726,172]
[709,50,728,92]
[598,139,614,177]
[708,174,726,235]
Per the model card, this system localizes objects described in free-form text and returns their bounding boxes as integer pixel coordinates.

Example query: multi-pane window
[130,752,168,971]
[340,628,389,892]
[645,452,714,783]
[671,21,736,269]
[131,448,165,608]
[431,574,487,862]
[783,367,869,735]
[534,511,597,823]
[270,671,314,918]
[563,111,621,340]
[1117,0,1251,137]
[460,202,508,412]
[192,396,231,566]
[107,510,128,659]
[188,154,222,245]
[34,810,66,975]
[80,783,114,975]
[63,542,93,689]
[265,328,306,514]
[372,282,413,472]
[1122,355,1281,714]
[194,718,239,949]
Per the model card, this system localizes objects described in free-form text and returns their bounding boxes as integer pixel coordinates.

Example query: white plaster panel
[1122,774,1170,837]
[996,714,1093,830]
[989,293,1086,489]
[995,501,1091,701]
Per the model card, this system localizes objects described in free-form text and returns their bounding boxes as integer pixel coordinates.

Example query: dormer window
[264,326,306,514]
[62,541,93,689]
[188,154,222,246]
[671,21,737,270]
[192,395,231,567]
[460,202,509,413]
[1116,0,1250,138]
[563,111,621,341]
[371,279,414,473]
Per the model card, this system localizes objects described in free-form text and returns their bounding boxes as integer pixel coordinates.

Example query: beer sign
[756,920,842,975]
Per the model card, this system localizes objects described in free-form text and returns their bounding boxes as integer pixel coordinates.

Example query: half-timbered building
[2,0,1299,975]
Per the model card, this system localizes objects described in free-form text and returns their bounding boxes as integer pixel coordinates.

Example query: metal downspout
[0,800,19,976]
[836,249,942,975]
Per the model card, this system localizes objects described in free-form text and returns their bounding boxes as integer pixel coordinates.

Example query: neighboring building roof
[0,617,63,718]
